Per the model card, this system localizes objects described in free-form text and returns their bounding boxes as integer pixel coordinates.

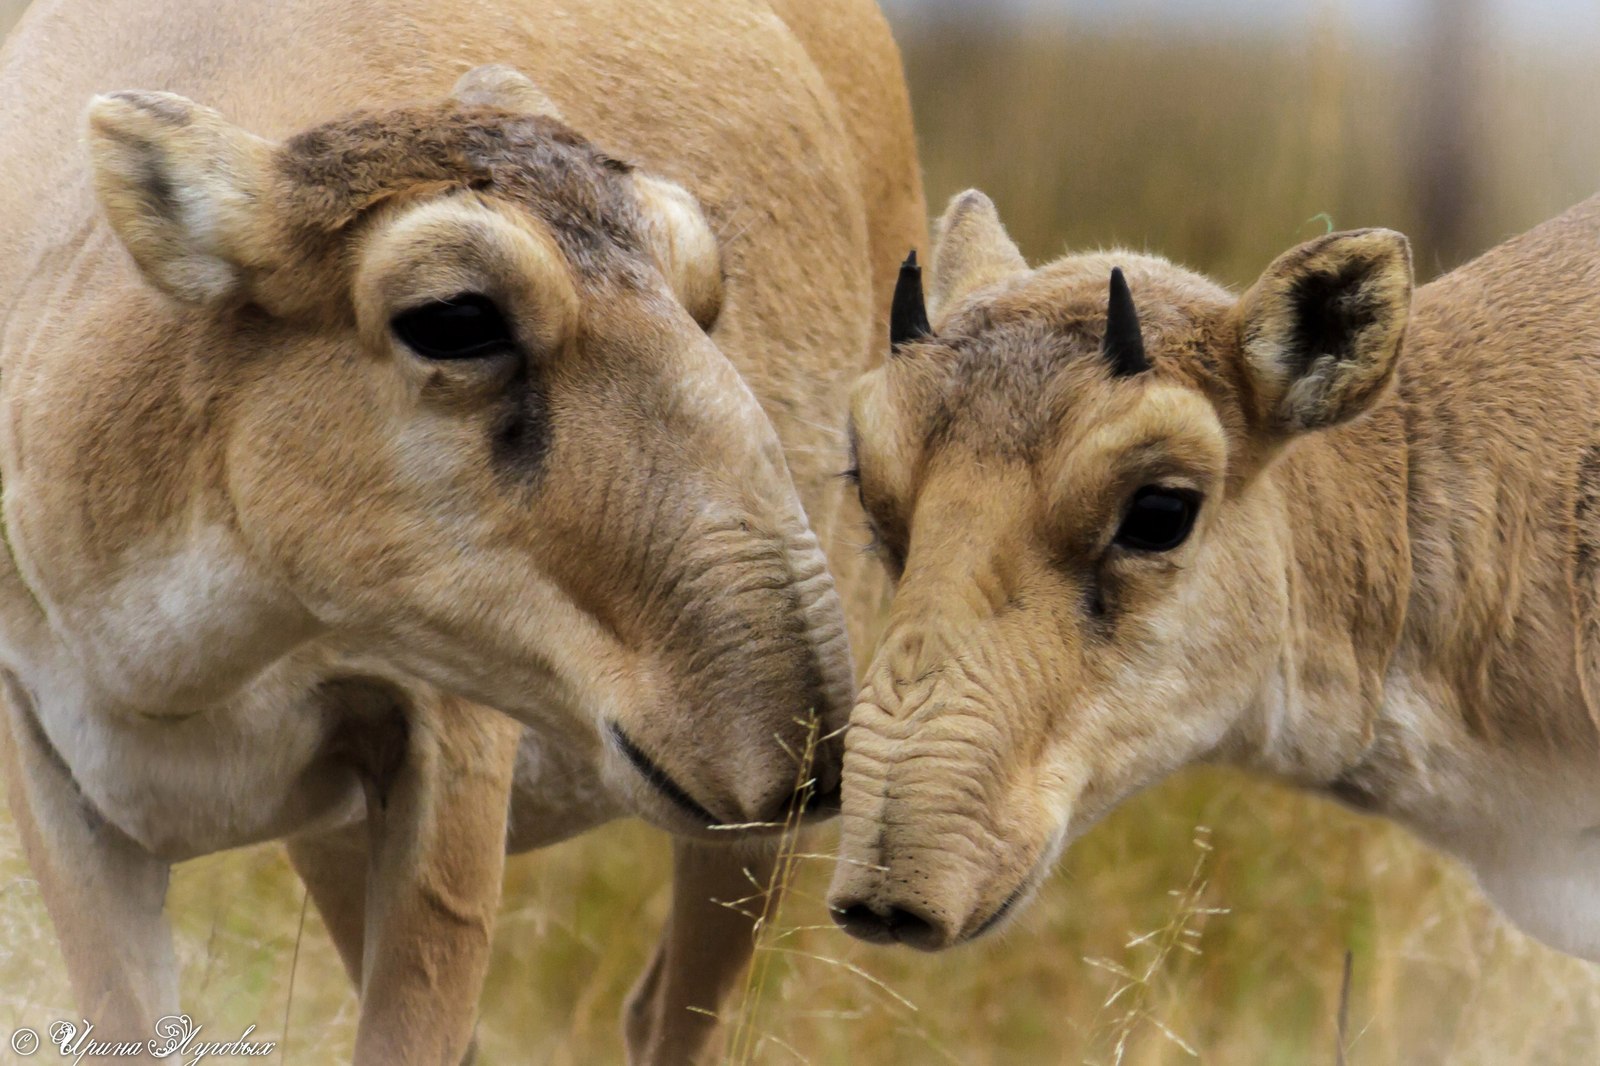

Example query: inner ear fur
[86,91,277,305]
[1236,228,1413,435]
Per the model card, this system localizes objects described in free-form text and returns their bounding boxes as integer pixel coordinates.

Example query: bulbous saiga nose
[830,896,953,951]
[760,774,841,823]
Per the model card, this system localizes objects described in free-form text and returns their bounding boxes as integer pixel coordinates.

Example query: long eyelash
[836,466,861,485]
[858,520,884,557]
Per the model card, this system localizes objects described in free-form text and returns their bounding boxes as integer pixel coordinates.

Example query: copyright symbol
[10,1027,39,1055]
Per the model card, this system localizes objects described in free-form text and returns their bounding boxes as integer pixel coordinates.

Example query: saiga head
[830,191,1411,947]
[83,66,854,836]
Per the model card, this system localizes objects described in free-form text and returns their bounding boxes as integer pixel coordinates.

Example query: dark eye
[1114,487,1199,552]
[391,294,515,359]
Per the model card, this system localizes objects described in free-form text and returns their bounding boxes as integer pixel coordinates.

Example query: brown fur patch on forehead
[907,257,1238,462]
[938,254,1231,349]
[274,103,646,270]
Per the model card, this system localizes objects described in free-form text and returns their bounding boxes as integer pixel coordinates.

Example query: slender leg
[345,692,520,1066]
[0,676,175,1051]
[285,822,369,986]
[294,817,502,1065]
[623,839,777,1066]
[291,821,490,1065]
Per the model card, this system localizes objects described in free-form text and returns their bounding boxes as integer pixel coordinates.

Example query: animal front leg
[623,839,776,1065]
[0,679,175,1054]
[291,822,491,1065]
[286,822,368,988]
[352,694,519,1066]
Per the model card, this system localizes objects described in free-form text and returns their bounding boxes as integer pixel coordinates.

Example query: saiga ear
[87,91,277,304]
[1235,228,1413,434]
[450,64,722,329]
[928,189,1028,318]
[631,173,723,331]
[451,64,564,119]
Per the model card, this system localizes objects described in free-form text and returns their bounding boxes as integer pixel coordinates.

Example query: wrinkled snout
[607,517,853,836]
[827,632,1055,949]
[691,520,854,822]
[573,327,855,836]
[601,391,854,833]
[827,717,1018,950]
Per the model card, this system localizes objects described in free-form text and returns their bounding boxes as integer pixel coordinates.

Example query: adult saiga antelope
[831,187,1600,963]
[0,0,919,1061]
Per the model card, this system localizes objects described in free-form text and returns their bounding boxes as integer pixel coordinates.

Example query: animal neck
[1229,396,1414,804]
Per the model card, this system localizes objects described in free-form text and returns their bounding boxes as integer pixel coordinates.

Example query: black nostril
[798,780,841,815]
[833,901,936,946]
[882,905,934,940]
[760,779,841,822]
[835,902,895,943]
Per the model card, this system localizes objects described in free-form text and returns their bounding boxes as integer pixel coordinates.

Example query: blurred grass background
[5,0,1600,1062]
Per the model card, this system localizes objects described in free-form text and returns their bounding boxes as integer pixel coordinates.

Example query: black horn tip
[890,247,932,349]
[1103,266,1150,376]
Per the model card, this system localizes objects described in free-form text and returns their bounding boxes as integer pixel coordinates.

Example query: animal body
[829,187,1600,964]
[0,0,920,1060]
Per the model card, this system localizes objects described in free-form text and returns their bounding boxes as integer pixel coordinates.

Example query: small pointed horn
[1103,266,1150,376]
[890,249,932,350]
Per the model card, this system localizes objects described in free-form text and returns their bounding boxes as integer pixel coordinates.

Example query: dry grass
[4,5,1600,1064]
